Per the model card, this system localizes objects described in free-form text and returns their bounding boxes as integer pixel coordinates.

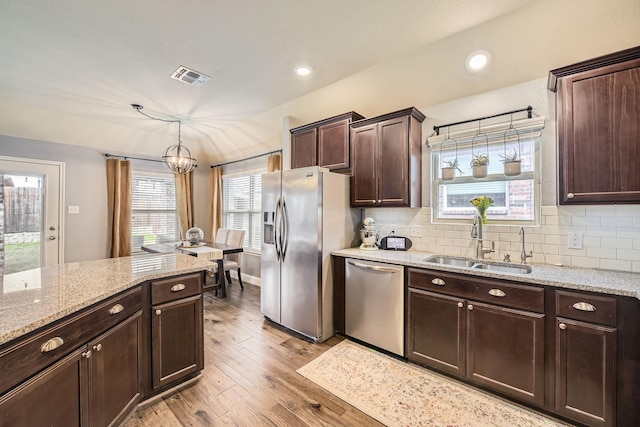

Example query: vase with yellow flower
[470,195,494,224]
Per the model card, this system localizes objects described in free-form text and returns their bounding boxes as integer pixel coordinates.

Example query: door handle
[274,197,281,260]
[281,196,289,262]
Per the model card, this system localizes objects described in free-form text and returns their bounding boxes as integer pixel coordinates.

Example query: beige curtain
[209,166,223,241]
[175,171,195,239]
[267,153,282,172]
[106,158,131,258]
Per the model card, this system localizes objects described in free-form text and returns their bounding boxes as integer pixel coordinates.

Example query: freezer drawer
[345,258,405,356]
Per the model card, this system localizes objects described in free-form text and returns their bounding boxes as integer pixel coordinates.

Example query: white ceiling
[1,1,638,166]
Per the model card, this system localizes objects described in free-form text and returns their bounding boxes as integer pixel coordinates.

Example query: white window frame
[222,168,265,252]
[131,171,179,253]
[429,116,545,226]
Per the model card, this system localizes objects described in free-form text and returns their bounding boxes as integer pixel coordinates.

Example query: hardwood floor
[124,281,383,426]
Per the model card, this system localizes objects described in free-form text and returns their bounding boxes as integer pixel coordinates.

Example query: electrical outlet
[68,205,80,214]
[567,231,583,249]
[410,225,422,237]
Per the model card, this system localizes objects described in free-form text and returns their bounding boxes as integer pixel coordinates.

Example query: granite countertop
[0,253,214,346]
[333,248,640,300]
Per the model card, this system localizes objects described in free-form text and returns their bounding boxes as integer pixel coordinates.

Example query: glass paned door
[0,157,63,280]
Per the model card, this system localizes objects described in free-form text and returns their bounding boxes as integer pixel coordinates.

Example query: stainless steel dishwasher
[345,258,405,356]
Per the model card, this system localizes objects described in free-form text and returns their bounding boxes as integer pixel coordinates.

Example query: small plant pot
[472,164,488,179]
[503,160,521,176]
[441,167,456,181]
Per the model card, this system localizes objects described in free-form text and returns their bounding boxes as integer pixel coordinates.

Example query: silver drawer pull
[108,304,124,315]
[431,278,445,286]
[171,283,186,292]
[40,337,64,353]
[488,289,506,297]
[572,302,596,312]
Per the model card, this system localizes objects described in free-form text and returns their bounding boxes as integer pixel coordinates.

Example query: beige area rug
[297,340,572,427]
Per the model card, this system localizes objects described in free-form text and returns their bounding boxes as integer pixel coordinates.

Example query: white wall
[365,78,640,273]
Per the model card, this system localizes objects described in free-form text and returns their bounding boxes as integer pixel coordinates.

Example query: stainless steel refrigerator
[261,166,357,342]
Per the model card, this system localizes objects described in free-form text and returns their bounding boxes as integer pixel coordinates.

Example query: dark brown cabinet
[549,46,640,204]
[407,268,545,406]
[554,290,617,427]
[290,111,364,171]
[150,274,204,390]
[350,107,425,207]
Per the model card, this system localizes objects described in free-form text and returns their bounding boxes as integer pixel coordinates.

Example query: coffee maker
[359,217,379,250]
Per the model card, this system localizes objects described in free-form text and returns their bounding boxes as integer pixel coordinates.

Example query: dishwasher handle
[347,260,403,274]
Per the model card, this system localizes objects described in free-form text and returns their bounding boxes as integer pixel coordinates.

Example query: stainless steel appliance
[345,258,405,356]
[261,166,356,342]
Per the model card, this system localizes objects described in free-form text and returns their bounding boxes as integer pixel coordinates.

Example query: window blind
[131,174,179,253]
[223,173,262,250]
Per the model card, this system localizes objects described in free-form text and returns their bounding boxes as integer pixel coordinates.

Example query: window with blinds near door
[131,173,180,253]
[223,173,261,250]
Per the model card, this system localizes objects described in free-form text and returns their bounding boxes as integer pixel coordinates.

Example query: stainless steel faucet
[471,213,494,259]
[519,227,533,264]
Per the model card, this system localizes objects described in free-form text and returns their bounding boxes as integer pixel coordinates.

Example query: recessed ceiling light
[466,50,491,73]
[294,65,313,76]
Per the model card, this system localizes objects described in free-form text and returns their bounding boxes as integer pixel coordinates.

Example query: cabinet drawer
[408,268,544,313]
[151,273,202,305]
[556,290,616,327]
[0,286,142,396]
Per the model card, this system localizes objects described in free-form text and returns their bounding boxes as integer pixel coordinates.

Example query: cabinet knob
[559,323,567,330]
[156,309,162,316]
[431,278,445,286]
[488,289,506,298]
[108,304,124,315]
[40,337,64,353]
[468,304,474,311]
[92,343,102,352]
[82,350,92,359]
[171,283,186,292]
[457,302,464,308]
[567,193,575,199]
[572,302,596,312]
[377,200,381,204]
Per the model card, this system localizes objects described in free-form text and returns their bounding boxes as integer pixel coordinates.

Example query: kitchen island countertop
[0,253,213,346]
[333,248,640,299]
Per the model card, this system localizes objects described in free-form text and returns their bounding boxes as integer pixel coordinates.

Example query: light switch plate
[68,205,80,214]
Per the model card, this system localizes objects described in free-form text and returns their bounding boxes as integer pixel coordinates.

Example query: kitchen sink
[422,255,475,268]
[472,262,532,274]
[423,255,532,274]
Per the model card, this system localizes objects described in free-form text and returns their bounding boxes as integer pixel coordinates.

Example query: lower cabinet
[0,311,141,427]
[407,286,544,406]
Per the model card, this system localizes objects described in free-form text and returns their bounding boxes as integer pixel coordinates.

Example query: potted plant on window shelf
[441,158,463,181]
[470,153,489,178]
[500,148,521,176]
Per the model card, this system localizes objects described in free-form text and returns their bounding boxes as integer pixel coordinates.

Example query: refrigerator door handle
[274,197,282,261]
[281,196,289,262]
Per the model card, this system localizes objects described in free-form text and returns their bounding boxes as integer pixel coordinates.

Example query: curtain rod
[104,153,199,168]
[210,149,282,168]
[433,106,533,135]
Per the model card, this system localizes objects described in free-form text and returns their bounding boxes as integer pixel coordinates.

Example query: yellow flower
[470,195,494,210]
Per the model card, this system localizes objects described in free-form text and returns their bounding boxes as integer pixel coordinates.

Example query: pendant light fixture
[131,104,196,174]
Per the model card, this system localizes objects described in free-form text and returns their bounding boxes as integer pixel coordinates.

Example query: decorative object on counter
[359,216,379,250]
[470,121,490,179]
[440,129,462,181]
[470,195,494,224]
[500,114,522,176]
[185,226,204,245]
[379,234,413,251]
[131,104,197,174]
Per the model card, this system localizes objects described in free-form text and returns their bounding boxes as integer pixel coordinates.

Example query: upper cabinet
[350,107,425,208]
[549,46,640,204]
[290,112,364,171]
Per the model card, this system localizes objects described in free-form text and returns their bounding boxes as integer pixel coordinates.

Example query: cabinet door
[558,58,640,204]
[88,312,141,427]
[152,295,203,389]
[406,288,466,377]
[350,123,378,206]
[378,116,410,206]
[466,302,545,406]
[0,347,87,426]
[555,318,616,427]
[318,118,350,170]
[291,128,317,169]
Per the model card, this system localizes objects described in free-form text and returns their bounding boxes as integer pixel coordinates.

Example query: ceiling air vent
[170,66,210,87]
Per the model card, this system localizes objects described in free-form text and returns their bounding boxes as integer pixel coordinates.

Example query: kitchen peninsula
[0,253,213,426]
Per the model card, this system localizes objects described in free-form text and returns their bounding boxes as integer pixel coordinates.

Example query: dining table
[141,241,243,298]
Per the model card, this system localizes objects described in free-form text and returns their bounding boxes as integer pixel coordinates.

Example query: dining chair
[207,228,245,292]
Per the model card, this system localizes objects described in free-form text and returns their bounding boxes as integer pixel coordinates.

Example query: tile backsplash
[365,205,640,273]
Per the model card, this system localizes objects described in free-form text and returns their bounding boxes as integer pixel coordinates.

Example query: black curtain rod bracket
[433,106,533,136]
